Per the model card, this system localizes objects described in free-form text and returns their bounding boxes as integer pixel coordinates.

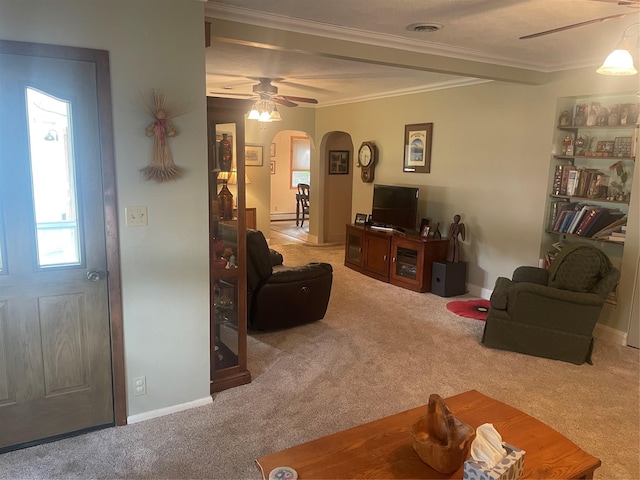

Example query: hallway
[269,220,309,247]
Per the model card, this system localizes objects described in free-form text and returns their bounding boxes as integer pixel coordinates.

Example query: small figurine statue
[447,214,466,263]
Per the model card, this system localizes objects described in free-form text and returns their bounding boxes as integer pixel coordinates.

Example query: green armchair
[481,243,620,365]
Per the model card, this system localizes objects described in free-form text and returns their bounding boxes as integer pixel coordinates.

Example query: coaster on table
[268,466,298,480]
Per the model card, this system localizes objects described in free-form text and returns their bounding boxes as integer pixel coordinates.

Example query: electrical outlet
[125,206,148,227]
[133,376,147,396]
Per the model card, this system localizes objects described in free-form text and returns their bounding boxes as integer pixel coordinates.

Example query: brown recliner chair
[246,229,333,330]
[481,242,620,365]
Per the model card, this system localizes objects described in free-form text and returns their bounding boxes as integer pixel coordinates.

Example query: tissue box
[463,443,525,480]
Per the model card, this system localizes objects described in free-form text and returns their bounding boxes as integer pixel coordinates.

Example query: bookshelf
[542,94,638,308]
[544,95,637,257]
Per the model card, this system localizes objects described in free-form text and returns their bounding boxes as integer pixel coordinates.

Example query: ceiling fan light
[269,106,282,121]
[597,48,637,75]
[248,103,261,120]
[258,110,272,122]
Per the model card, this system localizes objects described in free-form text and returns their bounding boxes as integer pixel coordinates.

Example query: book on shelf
[601,235,625,243]
[565,169,580,196]
[610,231,626,238]
[567,204,598,234]
[574,207,601,236]
[550,202,578,231]
[560,166,576,196]
[590,215,627,239]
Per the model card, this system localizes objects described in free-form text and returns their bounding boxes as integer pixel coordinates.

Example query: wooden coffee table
[256,390,600,479]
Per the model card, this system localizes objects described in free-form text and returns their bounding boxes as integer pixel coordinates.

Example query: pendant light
[597,23,639,76]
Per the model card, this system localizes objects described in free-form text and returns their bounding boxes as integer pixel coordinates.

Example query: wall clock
[358,141,377,183]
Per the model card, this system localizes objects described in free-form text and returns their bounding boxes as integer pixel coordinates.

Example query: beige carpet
[0,243,638,479]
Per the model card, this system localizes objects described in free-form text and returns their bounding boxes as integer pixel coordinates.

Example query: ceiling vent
[407,23,443,33]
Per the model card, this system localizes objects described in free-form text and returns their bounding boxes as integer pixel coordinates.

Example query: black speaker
[431,261,467,297]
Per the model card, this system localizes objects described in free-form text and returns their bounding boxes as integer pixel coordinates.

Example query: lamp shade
[227,169,251,185]
[596,48,638,75]
[596,27,639,76]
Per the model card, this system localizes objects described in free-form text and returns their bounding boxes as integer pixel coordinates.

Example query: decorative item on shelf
[574,135,589,156]
[561,135,573,155]
[558,110,570,126]
[608,160,629,202]
[354,213,367,226]
[135,88,190,182]
[447,215,466,263]
[212,237,228,269]
[218,133,232,172]
[217,171,234,220]
[410,393,475,474]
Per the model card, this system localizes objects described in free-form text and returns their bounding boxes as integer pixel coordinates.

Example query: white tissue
[470,423,507,468]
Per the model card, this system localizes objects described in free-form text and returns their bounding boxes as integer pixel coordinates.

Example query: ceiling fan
[210,78,318,107]
[520,0,640,39]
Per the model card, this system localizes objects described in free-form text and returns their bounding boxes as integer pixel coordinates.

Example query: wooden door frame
[0,40,126,426]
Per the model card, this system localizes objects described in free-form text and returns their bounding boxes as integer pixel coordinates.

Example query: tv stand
[344,224,448,292]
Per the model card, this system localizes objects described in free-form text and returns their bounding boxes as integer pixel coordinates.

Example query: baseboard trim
[127,396,213,425]
[593,323,628,346]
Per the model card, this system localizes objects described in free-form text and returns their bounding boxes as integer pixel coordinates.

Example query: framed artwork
[329,150,349,175]
[420,225,431,238]
[354,213,367,225]
[270,143,276,157]
[403,123,433,173]
[245,144,263,166]
[270,160,276,174]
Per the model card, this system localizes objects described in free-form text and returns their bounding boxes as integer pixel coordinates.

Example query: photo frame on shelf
[329,150,350,174]
[245,144,263,166]
[403,123,433,173]
[420,225,431,238]
[354,213,367,226]
[270,143,276,157]
[270,160,276,174]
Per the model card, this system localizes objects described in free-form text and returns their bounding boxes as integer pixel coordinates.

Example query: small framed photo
[354,213,367,226]
[420,225,431,238]
[403,123,433,173]
[329,150,350,175]
[245,144,263,166]
[270,143,276,157]
[596,140,615,157]
[270,160,276,174]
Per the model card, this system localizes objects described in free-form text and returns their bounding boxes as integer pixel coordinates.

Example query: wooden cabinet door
[390,238,424,289]
[344,225,365,268]
[364,234,391,281]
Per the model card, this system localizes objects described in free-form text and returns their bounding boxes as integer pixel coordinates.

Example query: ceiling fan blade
[209,92,256,98]
[281,95,318,105]
[519,13,627,39]
[273,97,298,107]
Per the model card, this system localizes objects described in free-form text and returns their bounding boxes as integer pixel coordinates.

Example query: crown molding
[204,2,576,73]
[319,78,492,107]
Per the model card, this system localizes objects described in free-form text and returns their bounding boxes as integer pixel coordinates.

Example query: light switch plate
[125,206,148,227]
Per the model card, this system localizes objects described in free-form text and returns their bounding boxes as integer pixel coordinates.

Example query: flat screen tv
[371,184,419,231]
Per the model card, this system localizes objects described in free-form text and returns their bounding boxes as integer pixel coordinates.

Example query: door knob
[86,269,101,282]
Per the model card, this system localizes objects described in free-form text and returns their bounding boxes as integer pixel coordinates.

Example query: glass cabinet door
[345,226,364,266]
[208,97,250,392]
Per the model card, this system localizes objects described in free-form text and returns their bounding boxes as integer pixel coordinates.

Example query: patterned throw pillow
[549,248,606,293]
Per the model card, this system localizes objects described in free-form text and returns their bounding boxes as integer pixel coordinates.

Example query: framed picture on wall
[403,123,433,173]
[245,144,263,166]
[270,143,276,157]
[270,160,276,174]
[329,150,349,175]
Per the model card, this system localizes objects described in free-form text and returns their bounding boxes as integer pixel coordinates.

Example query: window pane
[292,171,310,187]
[26,88,81,267]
